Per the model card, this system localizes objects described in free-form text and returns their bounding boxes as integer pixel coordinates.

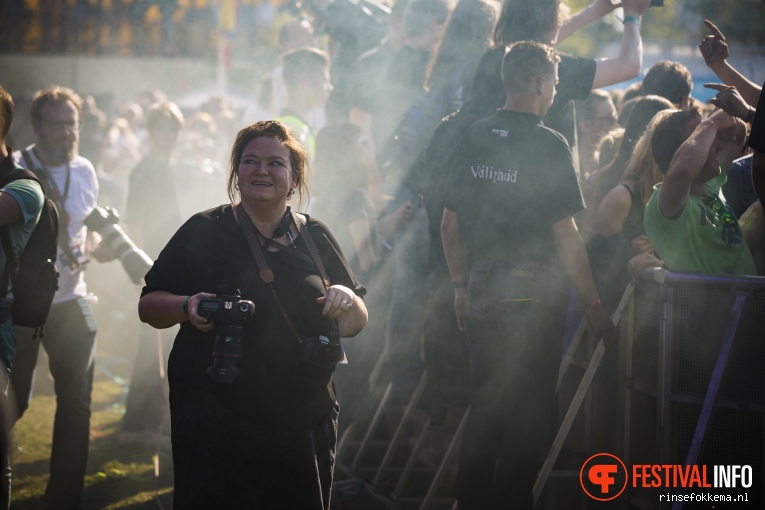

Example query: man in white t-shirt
[11,86,99,510]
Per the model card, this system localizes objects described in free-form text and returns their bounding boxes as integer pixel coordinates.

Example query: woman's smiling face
[237,136,297,207]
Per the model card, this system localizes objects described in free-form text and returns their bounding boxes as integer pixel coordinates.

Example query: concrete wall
[1,54,217,102]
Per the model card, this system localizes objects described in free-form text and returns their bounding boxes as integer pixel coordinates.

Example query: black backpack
[0,168,60,332]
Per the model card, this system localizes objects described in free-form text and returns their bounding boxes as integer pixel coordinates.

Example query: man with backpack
[11,85,99,510]
[0,86,46,509]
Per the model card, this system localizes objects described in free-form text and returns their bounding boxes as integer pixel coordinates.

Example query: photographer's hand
[317,285,368,337]
[139,290,216,330]
[317,285,357,320]
[188,292,217,332]
[92,240,117,263]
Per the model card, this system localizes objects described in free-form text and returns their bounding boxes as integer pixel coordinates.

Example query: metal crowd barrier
[535,269,765,509]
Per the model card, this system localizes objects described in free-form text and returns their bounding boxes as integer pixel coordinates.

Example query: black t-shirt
[470,48,597,163]
[417,109,484,269]
[443,109,585,268]
[142,204,365,430]
[350,43,430,158]
[125,155,182,258]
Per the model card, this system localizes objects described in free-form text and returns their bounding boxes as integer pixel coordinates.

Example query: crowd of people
[1,0,764,508]
[0,0,264,57]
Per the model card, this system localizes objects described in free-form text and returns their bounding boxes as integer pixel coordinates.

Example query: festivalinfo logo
[580,453,753,502]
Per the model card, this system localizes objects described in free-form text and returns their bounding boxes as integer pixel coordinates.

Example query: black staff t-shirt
[443,109,585,268]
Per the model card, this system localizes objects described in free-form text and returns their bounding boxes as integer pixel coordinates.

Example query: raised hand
[620,0,651,16]
[705,83,753,121]
[699,20,729,68]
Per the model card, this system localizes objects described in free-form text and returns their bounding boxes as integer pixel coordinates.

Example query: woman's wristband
[182,295,191,316]
[451,280,468,289]
[621,15,640,25]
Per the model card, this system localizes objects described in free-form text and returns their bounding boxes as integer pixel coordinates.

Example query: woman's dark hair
[591,95,675,204]
[403,0,452,40]
[651,107,703,175]
[227,120,310,207]
[619,112,666,205]
[608,95,675,175]
[0,86,13,139]
[493,0,567,47]
[617,82,645,120]
[426,0,500,91]
[576,89,613,121]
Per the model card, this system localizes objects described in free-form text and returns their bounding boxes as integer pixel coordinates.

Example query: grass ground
[9,262,176,510]
[10,363,175,510]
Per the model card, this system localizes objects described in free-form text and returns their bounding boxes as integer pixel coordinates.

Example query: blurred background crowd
[1,0,765,506]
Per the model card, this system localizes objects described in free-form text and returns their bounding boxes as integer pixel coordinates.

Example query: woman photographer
[138,120,368,509]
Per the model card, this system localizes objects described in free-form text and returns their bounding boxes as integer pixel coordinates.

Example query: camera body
[199,294,255,383]
[301,334,344,370]
[198,295,256,323]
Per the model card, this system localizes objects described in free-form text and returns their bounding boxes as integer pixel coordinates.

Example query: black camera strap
[21,149,80,270]
[236,205,343,347]
[290,211,331,291]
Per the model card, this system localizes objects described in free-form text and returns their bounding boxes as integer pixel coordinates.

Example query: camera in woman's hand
[199,294,255,383]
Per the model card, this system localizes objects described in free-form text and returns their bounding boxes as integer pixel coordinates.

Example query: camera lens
[321,344,344,366]
[238,303,250,313]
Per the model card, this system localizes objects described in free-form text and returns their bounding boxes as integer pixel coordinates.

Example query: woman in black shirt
[138,120,368,509]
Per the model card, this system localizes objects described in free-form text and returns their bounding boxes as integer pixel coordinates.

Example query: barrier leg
[671,290,748,510]
[373,371,428,485]
[392,417,432,500]
[534,282,635,506]
[352,381,392,470]
[420,406,470,510]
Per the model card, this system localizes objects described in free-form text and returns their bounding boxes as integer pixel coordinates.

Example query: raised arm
[699,20,762,107]
[591,0,651,90]
[554,0,619,45]
[441,207,468,331]
[658,109,741,219]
